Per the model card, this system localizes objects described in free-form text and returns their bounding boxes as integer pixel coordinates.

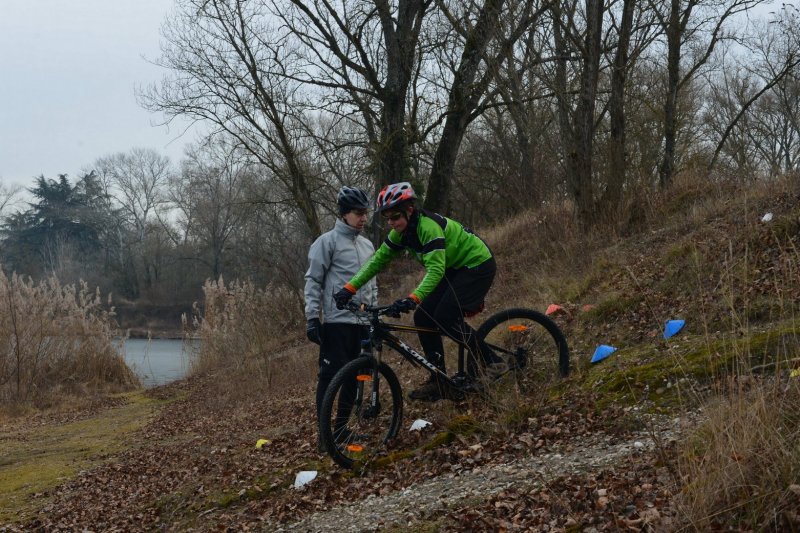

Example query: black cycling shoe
[409,376,444,402]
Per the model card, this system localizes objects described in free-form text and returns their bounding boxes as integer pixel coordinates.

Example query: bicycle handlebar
[344,302,395,316]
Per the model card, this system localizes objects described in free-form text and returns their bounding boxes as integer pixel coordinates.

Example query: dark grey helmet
[337,186,370,214]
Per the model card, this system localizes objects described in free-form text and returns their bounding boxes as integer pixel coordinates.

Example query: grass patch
[677,379,800,529]
[582,293,644,322]
[210,474,286,509]
[580,319,800,411]
[0,391,165,524]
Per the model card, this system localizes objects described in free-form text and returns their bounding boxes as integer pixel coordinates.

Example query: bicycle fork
[358,343,381,420]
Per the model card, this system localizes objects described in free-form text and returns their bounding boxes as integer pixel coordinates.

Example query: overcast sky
[0,0,197,189]
[0,1,789,193]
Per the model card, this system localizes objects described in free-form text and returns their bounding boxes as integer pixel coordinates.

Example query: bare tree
[707,9,800,173]
[140,0,323,237]
[424,0,549,212]
[0,181,21,219]
[751,75,800,174]
[143,0,554,225]
[652,0,768,188]
[453,9,565,223]
[552,0,605,227]
[94,148,171,242]
[92,148,172,296]
[170,139,256,279]
[601,0,636,216]
[273,0,430,192]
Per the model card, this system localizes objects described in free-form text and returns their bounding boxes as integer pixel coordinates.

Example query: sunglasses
[382,212,404,221]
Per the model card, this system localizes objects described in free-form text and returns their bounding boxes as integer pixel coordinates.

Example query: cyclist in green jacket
[334,182,504,401]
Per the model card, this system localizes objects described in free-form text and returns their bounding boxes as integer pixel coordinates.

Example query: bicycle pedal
[459,380,483,393]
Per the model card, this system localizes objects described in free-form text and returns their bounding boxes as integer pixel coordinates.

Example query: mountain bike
[319,302,570,469]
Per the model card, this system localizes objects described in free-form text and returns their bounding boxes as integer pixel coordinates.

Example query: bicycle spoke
[477,309,569,389]
[320,357,403,469]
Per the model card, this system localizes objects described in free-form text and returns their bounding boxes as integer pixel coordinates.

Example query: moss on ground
[0,391,167,524]
[580,319,800,410]
[364,417,479,471]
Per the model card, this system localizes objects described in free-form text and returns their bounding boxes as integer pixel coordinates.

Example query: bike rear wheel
[319,356,404,469]
[476,308,570,387]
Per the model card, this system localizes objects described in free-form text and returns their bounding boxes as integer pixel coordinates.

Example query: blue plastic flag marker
[664,319,686,339]
[591,344,617,363]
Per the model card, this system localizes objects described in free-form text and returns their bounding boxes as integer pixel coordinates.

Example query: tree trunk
[556,0,604,228]
[378,94,410,188]
[603,0,636,216]
[659,0,682,189]
[375,0,427,190]
[553,2,577,210]
[424,0,507,213]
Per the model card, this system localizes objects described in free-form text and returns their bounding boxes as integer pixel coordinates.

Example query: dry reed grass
[677,378,800,529]
[0,269,139,410]
[187,277,316,401]
[480,199,589,309]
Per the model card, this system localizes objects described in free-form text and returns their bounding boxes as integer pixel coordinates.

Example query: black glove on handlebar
[387,297,417,317]
[306,318,322,345]
[334,287,355,310]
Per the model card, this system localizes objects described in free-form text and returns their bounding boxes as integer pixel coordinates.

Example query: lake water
[118,338,196,387]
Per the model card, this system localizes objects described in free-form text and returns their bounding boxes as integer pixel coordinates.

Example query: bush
[0,269,139,407]
[189,278,310,393]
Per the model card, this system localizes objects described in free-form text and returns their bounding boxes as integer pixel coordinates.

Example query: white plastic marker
[294,471,318,489]
[410,419,432,431]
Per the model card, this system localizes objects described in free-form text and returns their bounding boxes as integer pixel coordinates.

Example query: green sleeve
[410,219,446,301]
[348,231,402,289]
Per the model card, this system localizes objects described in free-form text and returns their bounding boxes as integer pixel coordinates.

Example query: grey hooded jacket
[304,219,378,324]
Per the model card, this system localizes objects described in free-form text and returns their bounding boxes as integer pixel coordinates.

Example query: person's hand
[306,318,322,345]
[334,287,355,309]
[387,297,417,317]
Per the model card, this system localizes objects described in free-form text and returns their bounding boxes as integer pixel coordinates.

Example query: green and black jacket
[346,209,492,303]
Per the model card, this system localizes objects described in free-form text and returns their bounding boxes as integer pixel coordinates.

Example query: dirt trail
[275,421,680,532]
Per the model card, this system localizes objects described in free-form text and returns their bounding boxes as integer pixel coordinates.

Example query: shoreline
[121,328,189,341]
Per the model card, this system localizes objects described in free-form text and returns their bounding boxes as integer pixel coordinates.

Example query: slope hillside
[4,173,800,531]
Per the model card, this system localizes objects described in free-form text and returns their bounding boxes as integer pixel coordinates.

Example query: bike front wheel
[476,308,570,387]
[319,356,404,469]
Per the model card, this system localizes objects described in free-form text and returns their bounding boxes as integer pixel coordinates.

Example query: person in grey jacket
[304,186,377,450]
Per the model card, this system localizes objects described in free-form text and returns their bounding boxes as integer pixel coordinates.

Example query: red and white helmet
[376,182,416,213]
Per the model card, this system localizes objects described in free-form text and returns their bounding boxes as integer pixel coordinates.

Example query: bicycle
[319,302,570,469]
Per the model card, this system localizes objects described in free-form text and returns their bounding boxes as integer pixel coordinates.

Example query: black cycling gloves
[334,287,355,309]
[387,297,417,317]
[306,318,322,345]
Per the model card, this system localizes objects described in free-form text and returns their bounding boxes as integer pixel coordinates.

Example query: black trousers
[413,257,497,371]
[315,322,368,417]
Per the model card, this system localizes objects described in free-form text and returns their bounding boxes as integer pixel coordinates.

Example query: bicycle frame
[356,305,475,390]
